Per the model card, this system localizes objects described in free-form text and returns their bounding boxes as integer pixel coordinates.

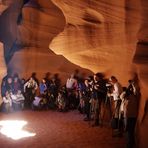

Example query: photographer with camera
[83,76,93,121]
[89,73,107,126]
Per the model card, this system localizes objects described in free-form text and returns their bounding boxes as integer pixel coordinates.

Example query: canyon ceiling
[0,0,148,147]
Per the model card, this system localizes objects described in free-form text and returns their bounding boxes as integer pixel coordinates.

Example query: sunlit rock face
[49,1,148,146]
[0,0,142,82]
[50,0,141,84]
[0,0,92,81]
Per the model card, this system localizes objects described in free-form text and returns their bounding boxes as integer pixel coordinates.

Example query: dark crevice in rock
[17,0,31,25]
[83,17,102,24]
[4,39,20,64]
[137,41,148,46]
[133,42,148,64]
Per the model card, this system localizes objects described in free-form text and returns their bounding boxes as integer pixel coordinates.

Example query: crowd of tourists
[0,70,140,148]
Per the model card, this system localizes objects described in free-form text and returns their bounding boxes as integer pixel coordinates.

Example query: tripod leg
[89,98,94,126]
[102,96,113,126]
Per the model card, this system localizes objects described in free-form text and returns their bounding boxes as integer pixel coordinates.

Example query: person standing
[90,73,107,126]
[110,76,123,118]
[2,91,13,113]
[123,78,140,148]
[109,76,123,134]
[24,77,38,108]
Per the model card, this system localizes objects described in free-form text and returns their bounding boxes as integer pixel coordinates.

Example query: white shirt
[11,93,25,104]
[24,79,38,92]
[111,82,122,101]
[120,91,126,112]
[66,78,77,89]
[33,96,41,106]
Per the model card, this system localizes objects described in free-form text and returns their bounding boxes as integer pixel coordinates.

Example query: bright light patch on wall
[0,120,36,140]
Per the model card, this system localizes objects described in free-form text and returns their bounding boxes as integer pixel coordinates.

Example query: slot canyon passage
[0,0,148,148]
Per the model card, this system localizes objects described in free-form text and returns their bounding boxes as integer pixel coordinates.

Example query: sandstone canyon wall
[0,0,148,147]
[0,1,10,104]
[0,0,92,81]
[51,0,141,84]
[133,0,148,147]
[0,42,7,104]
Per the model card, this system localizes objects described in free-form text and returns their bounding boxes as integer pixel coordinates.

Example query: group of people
[108,75,140,148]
[0,72,61,112]
[0,71,140,148]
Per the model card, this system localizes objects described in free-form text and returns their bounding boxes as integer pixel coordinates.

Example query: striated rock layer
[0,0,148,147]
[51,0,141,84]
[0,0,92,81]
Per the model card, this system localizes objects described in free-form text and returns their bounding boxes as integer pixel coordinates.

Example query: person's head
[128,83,134,93]
[126,87,134,97]
[109,76,117,84]
[29,77,34,83]
[128,79,134,84]
[54,73,59,79]
[70,74,74,79]
[45,72,50,77]
[21,78,25,84]
[74,69,79,75]
[84,79,89,86]
[122,87,127,92]
[14,77,18,83]
[93,74,99,81]
[31,72,36,76]
[42,78,46,83]
[96,72,104,79]
[7,77,13,84]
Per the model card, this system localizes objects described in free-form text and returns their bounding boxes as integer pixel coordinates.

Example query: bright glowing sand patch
[0,120,36,140]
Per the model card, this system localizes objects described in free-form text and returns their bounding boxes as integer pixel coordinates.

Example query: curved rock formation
[0,0,92,81]
[50,0,141,84]
[0,0,24,63]
[0,2,8,102]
